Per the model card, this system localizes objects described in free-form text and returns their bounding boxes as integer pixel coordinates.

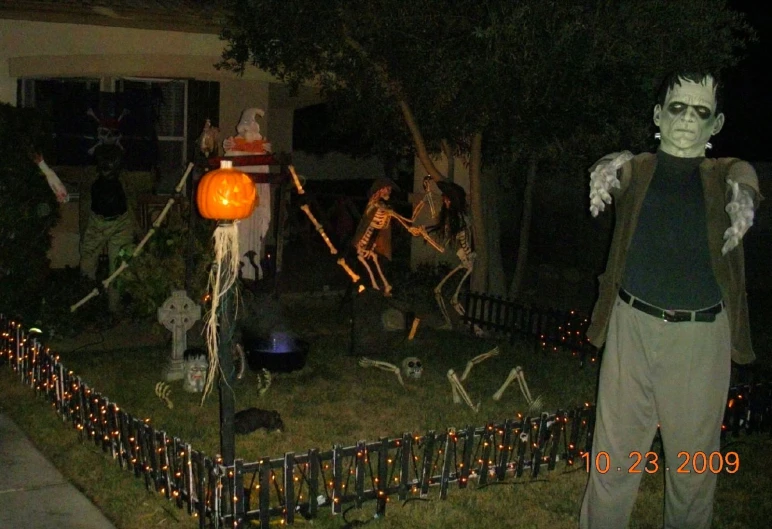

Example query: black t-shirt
[622,150,722,309]
[90,177,127,217]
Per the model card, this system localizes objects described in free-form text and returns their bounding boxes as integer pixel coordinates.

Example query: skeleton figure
[351,178,411,295]
[428,181,480,334]
[183,349,208,393]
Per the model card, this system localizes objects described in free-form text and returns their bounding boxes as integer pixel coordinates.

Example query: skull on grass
[401,357,423,380]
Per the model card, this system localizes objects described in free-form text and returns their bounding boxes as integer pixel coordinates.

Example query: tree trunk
[482,166,506,296]
[469,132,488,292]
[509,153,538,298]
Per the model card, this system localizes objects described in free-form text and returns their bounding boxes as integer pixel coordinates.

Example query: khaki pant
[580,295,730,529]
[80,211,134,311]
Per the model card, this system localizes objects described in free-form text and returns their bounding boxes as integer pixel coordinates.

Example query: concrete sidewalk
[0,413,118,529]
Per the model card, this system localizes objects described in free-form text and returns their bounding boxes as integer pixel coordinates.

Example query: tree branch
[342,27,444,181]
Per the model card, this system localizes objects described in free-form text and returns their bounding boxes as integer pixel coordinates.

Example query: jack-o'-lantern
[196,160,257,220]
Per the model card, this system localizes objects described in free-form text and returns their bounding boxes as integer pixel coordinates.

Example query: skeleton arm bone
[359,357,404,386]
[589,151,634,217]
[722,179,755,255]
[447,369,480,412]
[460,346,500,381]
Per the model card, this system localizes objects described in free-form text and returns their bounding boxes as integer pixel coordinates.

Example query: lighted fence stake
[398,433,412,501]
[332,445,344,515]
[376,438,388,517]
[233,458,246,527]
[281,453,294,525]
[477,425,493,487]
[256,456,270,526]
[419,431,435,498]
[531,415,549,479]
[439,430,453,500]
[548,412,564,472]
[459,426,474,490]
[515,431,528,479]
[355,441,366,508]
[496,419,514,481]
[308,448,321,518]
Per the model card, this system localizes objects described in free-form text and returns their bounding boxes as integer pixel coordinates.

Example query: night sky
[718,2,772,162]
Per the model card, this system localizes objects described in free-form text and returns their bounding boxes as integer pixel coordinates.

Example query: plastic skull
[401,357,423,380]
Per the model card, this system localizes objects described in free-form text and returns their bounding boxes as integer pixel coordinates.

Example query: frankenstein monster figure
[581,72,761,529]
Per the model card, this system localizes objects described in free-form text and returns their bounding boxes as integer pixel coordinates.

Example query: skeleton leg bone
[449,266,484,337]
[370,253,392,296]
[447,369,480,412]
[359,357,404,386]
[492,367,519,401]
[434,264,465,329]
[357,251,380,290]
[460,346,500,381]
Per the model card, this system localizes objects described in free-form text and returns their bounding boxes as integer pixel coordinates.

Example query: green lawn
[2,293,771,529]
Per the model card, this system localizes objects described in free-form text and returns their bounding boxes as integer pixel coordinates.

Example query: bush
[0,103,59,320]
[117,207,214,319]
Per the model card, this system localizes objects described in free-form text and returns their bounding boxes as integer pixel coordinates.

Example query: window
[18,77,189,173]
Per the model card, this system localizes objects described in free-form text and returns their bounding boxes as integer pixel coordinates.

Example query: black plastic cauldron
[242,332,309,373]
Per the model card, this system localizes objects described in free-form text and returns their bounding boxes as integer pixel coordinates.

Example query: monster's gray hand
[589,151,634,217]
[722,179,754,255]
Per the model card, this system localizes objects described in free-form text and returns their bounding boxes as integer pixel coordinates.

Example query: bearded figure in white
[580,71,761,529]
[222,108,273,282]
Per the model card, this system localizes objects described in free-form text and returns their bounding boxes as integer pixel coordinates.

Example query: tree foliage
[219,0,754,293]
[0,103,59,318]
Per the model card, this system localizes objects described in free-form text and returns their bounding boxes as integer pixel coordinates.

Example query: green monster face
[653,76,725,158]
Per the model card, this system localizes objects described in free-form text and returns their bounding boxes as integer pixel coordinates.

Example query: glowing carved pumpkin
[196,160,258,220]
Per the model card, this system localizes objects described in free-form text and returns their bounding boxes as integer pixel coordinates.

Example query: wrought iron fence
[461,290,598,364]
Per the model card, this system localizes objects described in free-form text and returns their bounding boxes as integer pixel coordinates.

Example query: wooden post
[217,273,236,466]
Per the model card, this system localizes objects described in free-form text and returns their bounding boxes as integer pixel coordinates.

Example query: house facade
[1,0,325,268]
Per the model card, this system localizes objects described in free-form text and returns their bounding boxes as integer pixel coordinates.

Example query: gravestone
[157,290,201,381]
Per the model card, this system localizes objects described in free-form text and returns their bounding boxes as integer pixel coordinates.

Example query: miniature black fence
[224,409,596,527]
[2,314,770,529]
[462,291,597,363]
[0,316,221,528]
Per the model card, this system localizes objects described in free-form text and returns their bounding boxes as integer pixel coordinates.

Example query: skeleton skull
[401,357,423,380]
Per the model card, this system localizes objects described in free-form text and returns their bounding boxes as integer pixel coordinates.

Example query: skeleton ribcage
[358,207,391,251]
[455,221,473,267]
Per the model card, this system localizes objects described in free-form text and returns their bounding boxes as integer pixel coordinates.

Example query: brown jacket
[586,153,761,364]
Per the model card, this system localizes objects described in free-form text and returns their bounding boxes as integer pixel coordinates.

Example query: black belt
[618,289,722,323]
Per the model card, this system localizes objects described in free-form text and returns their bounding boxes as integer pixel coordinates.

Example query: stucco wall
[0,19,294,144]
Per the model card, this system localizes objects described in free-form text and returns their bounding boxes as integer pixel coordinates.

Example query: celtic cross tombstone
[157,290,201,381]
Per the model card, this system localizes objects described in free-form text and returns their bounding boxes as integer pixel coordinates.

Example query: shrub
[0,103,59,320]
